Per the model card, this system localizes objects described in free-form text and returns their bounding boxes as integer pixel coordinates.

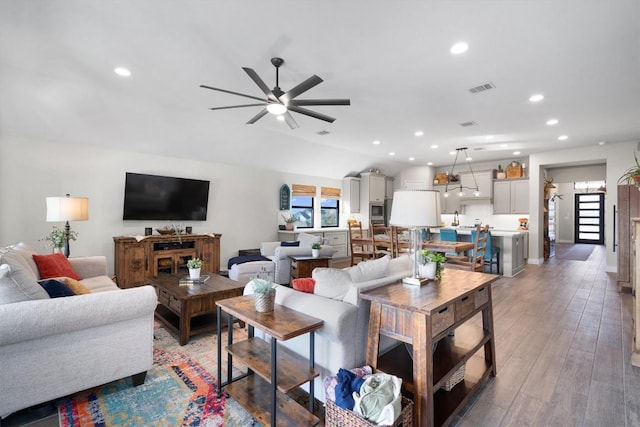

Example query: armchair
[261,235,334,284]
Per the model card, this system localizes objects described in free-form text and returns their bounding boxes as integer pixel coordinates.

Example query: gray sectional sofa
[0,243,157,420]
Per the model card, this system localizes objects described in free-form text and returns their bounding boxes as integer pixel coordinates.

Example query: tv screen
[123,172,210,221]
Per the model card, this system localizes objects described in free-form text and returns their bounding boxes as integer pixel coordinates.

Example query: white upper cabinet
[459,170,494,202]
[361,173,386,203]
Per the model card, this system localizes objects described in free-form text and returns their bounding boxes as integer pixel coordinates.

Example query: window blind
[321,187,341,199]
[292,184,316,197]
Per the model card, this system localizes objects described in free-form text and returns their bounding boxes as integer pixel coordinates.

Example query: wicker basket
[443,364,465,391]
[325,396,413,427]
[254,291,275,312]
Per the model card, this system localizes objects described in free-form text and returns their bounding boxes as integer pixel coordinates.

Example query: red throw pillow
[292,278,315,294]
[32,253,82,280]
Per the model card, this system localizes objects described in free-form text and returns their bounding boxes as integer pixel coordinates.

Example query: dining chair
[446,225,488,272]
[391,226,411,257]
[471,227,501,274]
[370,222,393,258]
[348,221,375,266]
[438,228,460,256]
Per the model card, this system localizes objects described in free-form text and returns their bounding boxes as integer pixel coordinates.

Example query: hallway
[453,244,640,426]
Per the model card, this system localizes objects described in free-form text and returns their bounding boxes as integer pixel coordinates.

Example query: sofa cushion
[298,233,323,247]
[0,256,50,304]
[292,278,315,293]
[32,253,82,280]
[312,268,353,300]
[345,255,390,283]
[61,277,92,294]
[38,279,76,298]
[6,242,40,279]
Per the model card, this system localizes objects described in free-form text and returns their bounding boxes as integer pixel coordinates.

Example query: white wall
[0,137,341,274]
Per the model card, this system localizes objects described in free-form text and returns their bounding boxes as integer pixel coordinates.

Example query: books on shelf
[179,275,210,286]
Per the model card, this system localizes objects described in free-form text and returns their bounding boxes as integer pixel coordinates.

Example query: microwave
[370,203,385,220]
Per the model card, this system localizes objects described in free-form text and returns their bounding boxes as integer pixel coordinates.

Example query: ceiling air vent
[459,121,477,127]
[316,130,330,136]
[468,82,496,94]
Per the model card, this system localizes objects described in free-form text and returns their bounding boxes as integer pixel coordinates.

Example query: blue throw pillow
[38,279,76,298]
[281,241,300,247]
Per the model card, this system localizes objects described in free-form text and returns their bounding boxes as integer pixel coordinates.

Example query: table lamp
[389,190,441,285]
[46,194,89,258]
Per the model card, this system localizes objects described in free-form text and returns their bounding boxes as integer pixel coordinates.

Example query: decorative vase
[254,291,275,312]
[189,268,201,279]
[419,262,437,280]
[53,247,62,254]
[312,248,320,258]
[285,223,294,231]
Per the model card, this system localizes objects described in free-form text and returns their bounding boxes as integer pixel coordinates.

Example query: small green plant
[187,258,202,269]
[40,225,77,249]
[281,214,297,224]
[311,242,321,250]
[252,278,274,294]
[420,250,446,281]
[618,152,640,184]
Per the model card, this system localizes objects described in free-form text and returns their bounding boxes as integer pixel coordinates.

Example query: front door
[574,193,604,244]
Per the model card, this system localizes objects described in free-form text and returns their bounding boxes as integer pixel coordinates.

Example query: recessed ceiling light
[500,143,508,148]
[449,151,456,155]
[450,42,469,55]
[485,135,494,140]
[431,144,439,149]
[415,131,424,137]
[466,156,472,161]
[529,94,544,102]
[388,152,396,156]
[427,162,433,166]
[558,135,569,141]
[598,141,606,146]
[513,151,521,155]
[372,140,381,145]
[409,157,415,161]
[114,67,131,77]
[546,118,559,126]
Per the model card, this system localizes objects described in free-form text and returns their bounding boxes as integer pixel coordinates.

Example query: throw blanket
[227,255,272,270]
[353,373,402,426]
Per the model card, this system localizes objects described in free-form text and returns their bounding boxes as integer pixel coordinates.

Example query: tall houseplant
[618,152,640,186]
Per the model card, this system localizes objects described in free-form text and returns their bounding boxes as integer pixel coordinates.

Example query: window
[321,198,339,227]
[292,196,314,228]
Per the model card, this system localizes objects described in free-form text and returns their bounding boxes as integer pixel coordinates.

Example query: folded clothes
[335,368,366,410]
[353,373,402,426]
[324,365,372,402]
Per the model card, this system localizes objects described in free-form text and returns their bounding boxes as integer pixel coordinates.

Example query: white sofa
[0,243,157,420]
[243,254,410,402]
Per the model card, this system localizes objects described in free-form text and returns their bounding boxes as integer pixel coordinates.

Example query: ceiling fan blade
[242,67,279,102]
[288,99,351,106]
[287,106,336,123]
[200,85,266,103]
[283,112,299,129]
[208,103,267,111]
[246,108,268,124]
[279,75,323,104]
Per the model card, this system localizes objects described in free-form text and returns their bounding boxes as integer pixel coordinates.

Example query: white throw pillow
[298,233,323,247]
[346,255,391,283]
[312,268,353,300]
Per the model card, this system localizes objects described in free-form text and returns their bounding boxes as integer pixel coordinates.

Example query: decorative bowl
[156,228,183,235]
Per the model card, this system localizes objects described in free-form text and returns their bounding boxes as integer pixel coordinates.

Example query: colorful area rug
[58,327,255,427]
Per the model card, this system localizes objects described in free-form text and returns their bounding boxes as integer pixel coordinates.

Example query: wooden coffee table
[149,272,245,345]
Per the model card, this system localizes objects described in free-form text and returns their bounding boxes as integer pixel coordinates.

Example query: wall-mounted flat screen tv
[123,172,210,220]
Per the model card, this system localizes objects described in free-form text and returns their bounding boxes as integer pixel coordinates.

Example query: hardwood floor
[453,244,640,427]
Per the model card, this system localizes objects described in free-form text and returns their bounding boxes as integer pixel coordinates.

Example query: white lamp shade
[389,190,441,228]
[46,196,89,222]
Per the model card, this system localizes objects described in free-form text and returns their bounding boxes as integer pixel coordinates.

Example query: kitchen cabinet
[385,176,395,199]
[434,184,462,215]
[459,170,494,203]
[360,172,386,203]
[493,179,529,214]
[342,177,361,214]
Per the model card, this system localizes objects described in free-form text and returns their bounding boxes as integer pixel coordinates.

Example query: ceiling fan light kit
[201,57,350,129]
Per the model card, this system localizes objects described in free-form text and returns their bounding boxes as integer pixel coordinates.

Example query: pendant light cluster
[443,147,480,198]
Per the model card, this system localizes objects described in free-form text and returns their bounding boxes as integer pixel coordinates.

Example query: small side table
[289,255,331,280]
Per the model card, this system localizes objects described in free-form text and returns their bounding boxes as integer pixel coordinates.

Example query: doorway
[574,193,604,244]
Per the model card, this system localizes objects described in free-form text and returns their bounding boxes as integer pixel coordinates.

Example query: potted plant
[40,225,78,253]
[252,278,275,312]
[419,250,446,281]
[187,258,202,279]
[311,242,321,258]
[618,152,640,185]
[496,165,506,179]
[281,214,297,231]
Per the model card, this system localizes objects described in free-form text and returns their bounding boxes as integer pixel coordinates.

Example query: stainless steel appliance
[370,202,385,224]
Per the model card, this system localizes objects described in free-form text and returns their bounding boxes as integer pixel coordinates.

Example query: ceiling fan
[200,57,350,129]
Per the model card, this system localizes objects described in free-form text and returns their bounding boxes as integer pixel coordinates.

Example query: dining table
[421,240,474,253]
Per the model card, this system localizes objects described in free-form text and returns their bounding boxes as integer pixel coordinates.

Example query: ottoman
[228,260,275,284]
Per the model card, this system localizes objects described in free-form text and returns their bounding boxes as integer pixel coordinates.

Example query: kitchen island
[430,227,528,277]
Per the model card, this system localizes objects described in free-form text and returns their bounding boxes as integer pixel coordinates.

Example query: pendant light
[443,147,480,197]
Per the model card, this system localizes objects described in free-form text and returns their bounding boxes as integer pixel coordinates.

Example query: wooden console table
[113,233,221,288]
[360,269,499,427]
[216,295,323,426]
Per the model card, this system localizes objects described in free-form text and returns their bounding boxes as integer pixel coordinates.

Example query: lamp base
[402,276,429,286]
